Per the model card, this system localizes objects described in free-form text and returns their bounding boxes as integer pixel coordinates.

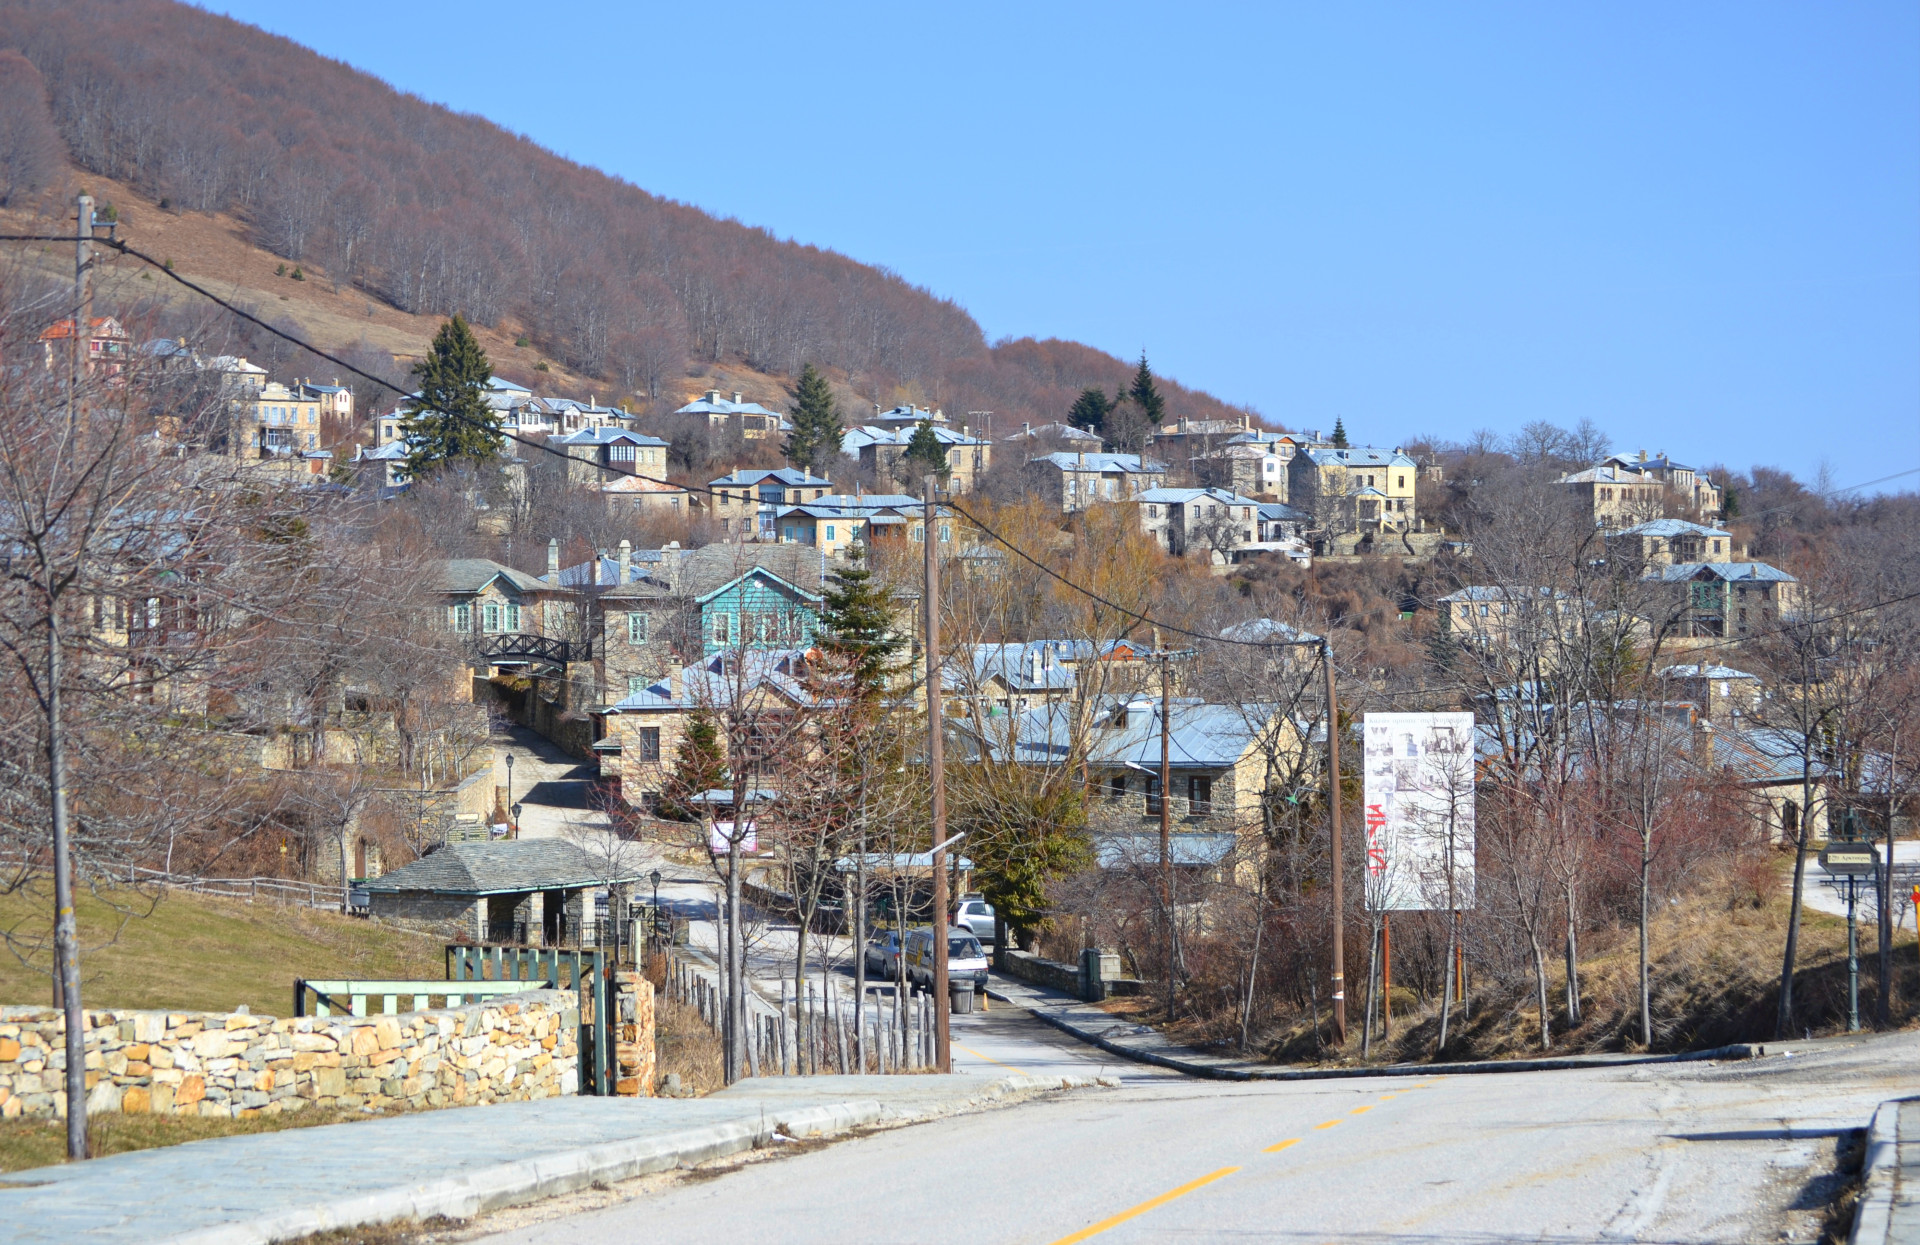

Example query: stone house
[1025,451,1168,514]
[440,558,572,645]
[1438,586,1580,651]
[775,493,921,558]
[844,423,993,494]
[676,390,791,440]
[1658,663,1763,720]
[362,840,648,945]
[1556,463,1667,528]
[244,379,322,458]
[708,467,834,540]
[1288,446,1419,539]
[1647,561,1800,638]
[1194,432,1305,500]
[593,649,815,813]
[601,472,695,519]
[1610,519,1739,567]
[553,427,670,485]
[1133,487,1262,560]
[1599,451,1724,518]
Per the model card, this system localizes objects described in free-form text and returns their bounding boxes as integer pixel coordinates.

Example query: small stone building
[363,841,648,946]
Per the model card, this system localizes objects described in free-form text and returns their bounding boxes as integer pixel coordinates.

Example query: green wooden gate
[446,945,614,1095]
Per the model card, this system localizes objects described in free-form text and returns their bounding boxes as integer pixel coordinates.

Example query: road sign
[1361,712,1476,911]
[1819,841,1880,876]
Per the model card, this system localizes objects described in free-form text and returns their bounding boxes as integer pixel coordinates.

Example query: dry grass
[653,997,725,1095]
[0,1105,381,1172]
[0,885,446,1017]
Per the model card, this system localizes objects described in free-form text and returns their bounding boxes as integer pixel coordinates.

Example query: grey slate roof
[442,559,549,595]
[1651,561,1796,584]
[363,841,646,895]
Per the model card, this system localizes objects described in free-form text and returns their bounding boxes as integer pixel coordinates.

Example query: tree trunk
[47,614,88,1160]
[1563,884,1581,1025]
[1437,910,1457,1054]
[725,838,744,1083]
[1530,934,1551,1050]
[1638,834,1653,1048]
[1775,766,1815,1039]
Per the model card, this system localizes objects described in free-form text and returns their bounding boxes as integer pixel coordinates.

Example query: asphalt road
[471,1028,1917,1245]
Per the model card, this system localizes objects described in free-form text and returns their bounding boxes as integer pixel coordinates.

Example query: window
[1479,604,1490,617]
[1145,776,1163,814]
[628,612,649,644]
[1690,583,1720,612]
[912,526,923,543]
[610,443,636,462]
[637,727,661,762]
[1397,476,1405,489]
[482,602,501,633]
[1148,505,1158,519]
[1187,776,1213,815]
[713,612,732,644]
[1105,773,1129,799]
[939,524,951,543]
[504,603,521,631]
[826,525,836,541]
[450,604,471,632]
[626,675,649,699]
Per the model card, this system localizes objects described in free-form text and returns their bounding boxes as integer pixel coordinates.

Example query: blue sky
[215,2,1918,490]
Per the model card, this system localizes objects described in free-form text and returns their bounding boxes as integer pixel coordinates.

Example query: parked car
[904,926,989,994]
[955,897,996,941]
[863,931,905,980]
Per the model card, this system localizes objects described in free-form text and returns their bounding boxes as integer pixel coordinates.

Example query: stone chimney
[732,392,743,404]
[547,537,559,579]
[706,389,722,404]
[618,538,632,585]
[1030,647,1043,684]
[1023,422,1032,436]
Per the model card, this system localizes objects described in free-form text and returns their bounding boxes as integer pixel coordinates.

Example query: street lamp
[510,802,523,839]
[503,753,515,819]
[650,870,664,947]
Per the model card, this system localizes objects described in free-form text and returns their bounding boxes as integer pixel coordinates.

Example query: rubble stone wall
[0,990,578,1120]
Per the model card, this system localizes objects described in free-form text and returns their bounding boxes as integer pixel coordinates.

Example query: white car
[904,927,989,994]
[954,897,996,941]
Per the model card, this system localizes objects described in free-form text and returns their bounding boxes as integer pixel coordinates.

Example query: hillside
[0,0,1258,431]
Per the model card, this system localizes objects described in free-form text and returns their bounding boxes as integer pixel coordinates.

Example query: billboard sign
[710,820,758,854]
[1362,711,1476,912]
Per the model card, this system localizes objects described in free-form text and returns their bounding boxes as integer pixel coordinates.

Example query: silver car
[863,931,905,980]
[904,927,989,993]
[955,897,996,941]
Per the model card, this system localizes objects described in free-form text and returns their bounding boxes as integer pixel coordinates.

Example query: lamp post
[650,869,663,947]
[510,803,523,839]
[504,753,515,825]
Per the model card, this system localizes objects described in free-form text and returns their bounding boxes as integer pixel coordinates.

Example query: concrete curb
[1849,1096,1916,1245]
[155,1075,1107,1245]
[987,986,1754,1081]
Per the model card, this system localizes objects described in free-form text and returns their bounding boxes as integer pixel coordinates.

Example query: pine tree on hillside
[903,418,948,478]
[1331,417,1349,448]
[400,315,499,480]
[1067,387,1113,437]
[1127,354,1167,431]
[661,711,728,822]
[783,363,843,475]
[817,547,901,699]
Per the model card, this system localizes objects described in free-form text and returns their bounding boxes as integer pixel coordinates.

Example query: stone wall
[0,990,578,1120]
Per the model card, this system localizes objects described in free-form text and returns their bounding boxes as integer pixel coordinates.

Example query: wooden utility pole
[923,480,951,1072]
[1160,655,1174,1018]
[1323,635,1346,1047]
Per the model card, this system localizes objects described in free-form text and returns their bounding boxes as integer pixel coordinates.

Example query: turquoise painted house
[696,567,823,655]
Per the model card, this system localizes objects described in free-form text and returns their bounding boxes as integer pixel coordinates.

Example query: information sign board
[1362,711,1476,912]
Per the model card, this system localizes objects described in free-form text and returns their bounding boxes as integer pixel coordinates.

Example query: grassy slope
[0,885,444,1017]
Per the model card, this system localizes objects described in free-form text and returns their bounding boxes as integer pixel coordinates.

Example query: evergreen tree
[400,315,499,480]
[782,363,843,475]
[661,711,728,822]
[1330,416,1349,448]
[1127,353,1167,430]
[817,547,901,699]
[1067,387,1113,437]
[902,418,948,478]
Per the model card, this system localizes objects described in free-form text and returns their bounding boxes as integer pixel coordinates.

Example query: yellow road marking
[1313,1119,1343,1130]
[953,1043,1015,1070]
[1046,1166,1241,1245]
[1350,1105,1373,1114]
[1263,1138,1300,1153]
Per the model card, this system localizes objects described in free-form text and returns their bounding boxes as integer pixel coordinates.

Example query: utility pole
[1322,634,1346,1048]
[1160,655,1174,1018]
[923,478,951,1072]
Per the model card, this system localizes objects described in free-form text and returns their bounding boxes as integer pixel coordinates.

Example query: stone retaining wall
[0,990,578,1120]
[1001,949,1086,996]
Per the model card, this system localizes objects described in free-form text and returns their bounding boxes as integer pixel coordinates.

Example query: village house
[1146,414,1260,469]
[776,493,921,558]
[1134,487,1262,561]
[1556,462,1668,528]
[38,315,130,379]
[362,840,648,945]
[243,379,322,457]
[1610,518,1740,567]
[592,649,816,813]
[293,377,355,424]
[601,473,695,519]
[677,390,790,440]
[1025,451,1169,514]
[1599,451,1724,519]
[1000,421,1103,451]
[553,426,670,484]
[1438,585,1581,650]
[1648,561,1799,638]
[843,422,993,493]
[1195,430,1306,500]
[1287,445,1419,538]
[1252,502,1312,558]
[708,467,834,539]
[1659,663,1763,721]
[944,642,1079,718]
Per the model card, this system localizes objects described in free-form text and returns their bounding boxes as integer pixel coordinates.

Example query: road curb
[987,986,1754,1081]
[154,1074,1105,1245]
[1849,1096,1917,1245]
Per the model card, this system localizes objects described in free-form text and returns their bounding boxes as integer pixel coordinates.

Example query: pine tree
[1127,354,1167,430]
[1067,387,1113,437]
[400,315,499,480]
[783,363,842,475]
[903,418,948,478]
[817,547,901,699]
[1330,417,1349,448]
[661,712,728,822]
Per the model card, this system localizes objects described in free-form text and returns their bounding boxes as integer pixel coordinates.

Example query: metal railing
[292,977,548,1017]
